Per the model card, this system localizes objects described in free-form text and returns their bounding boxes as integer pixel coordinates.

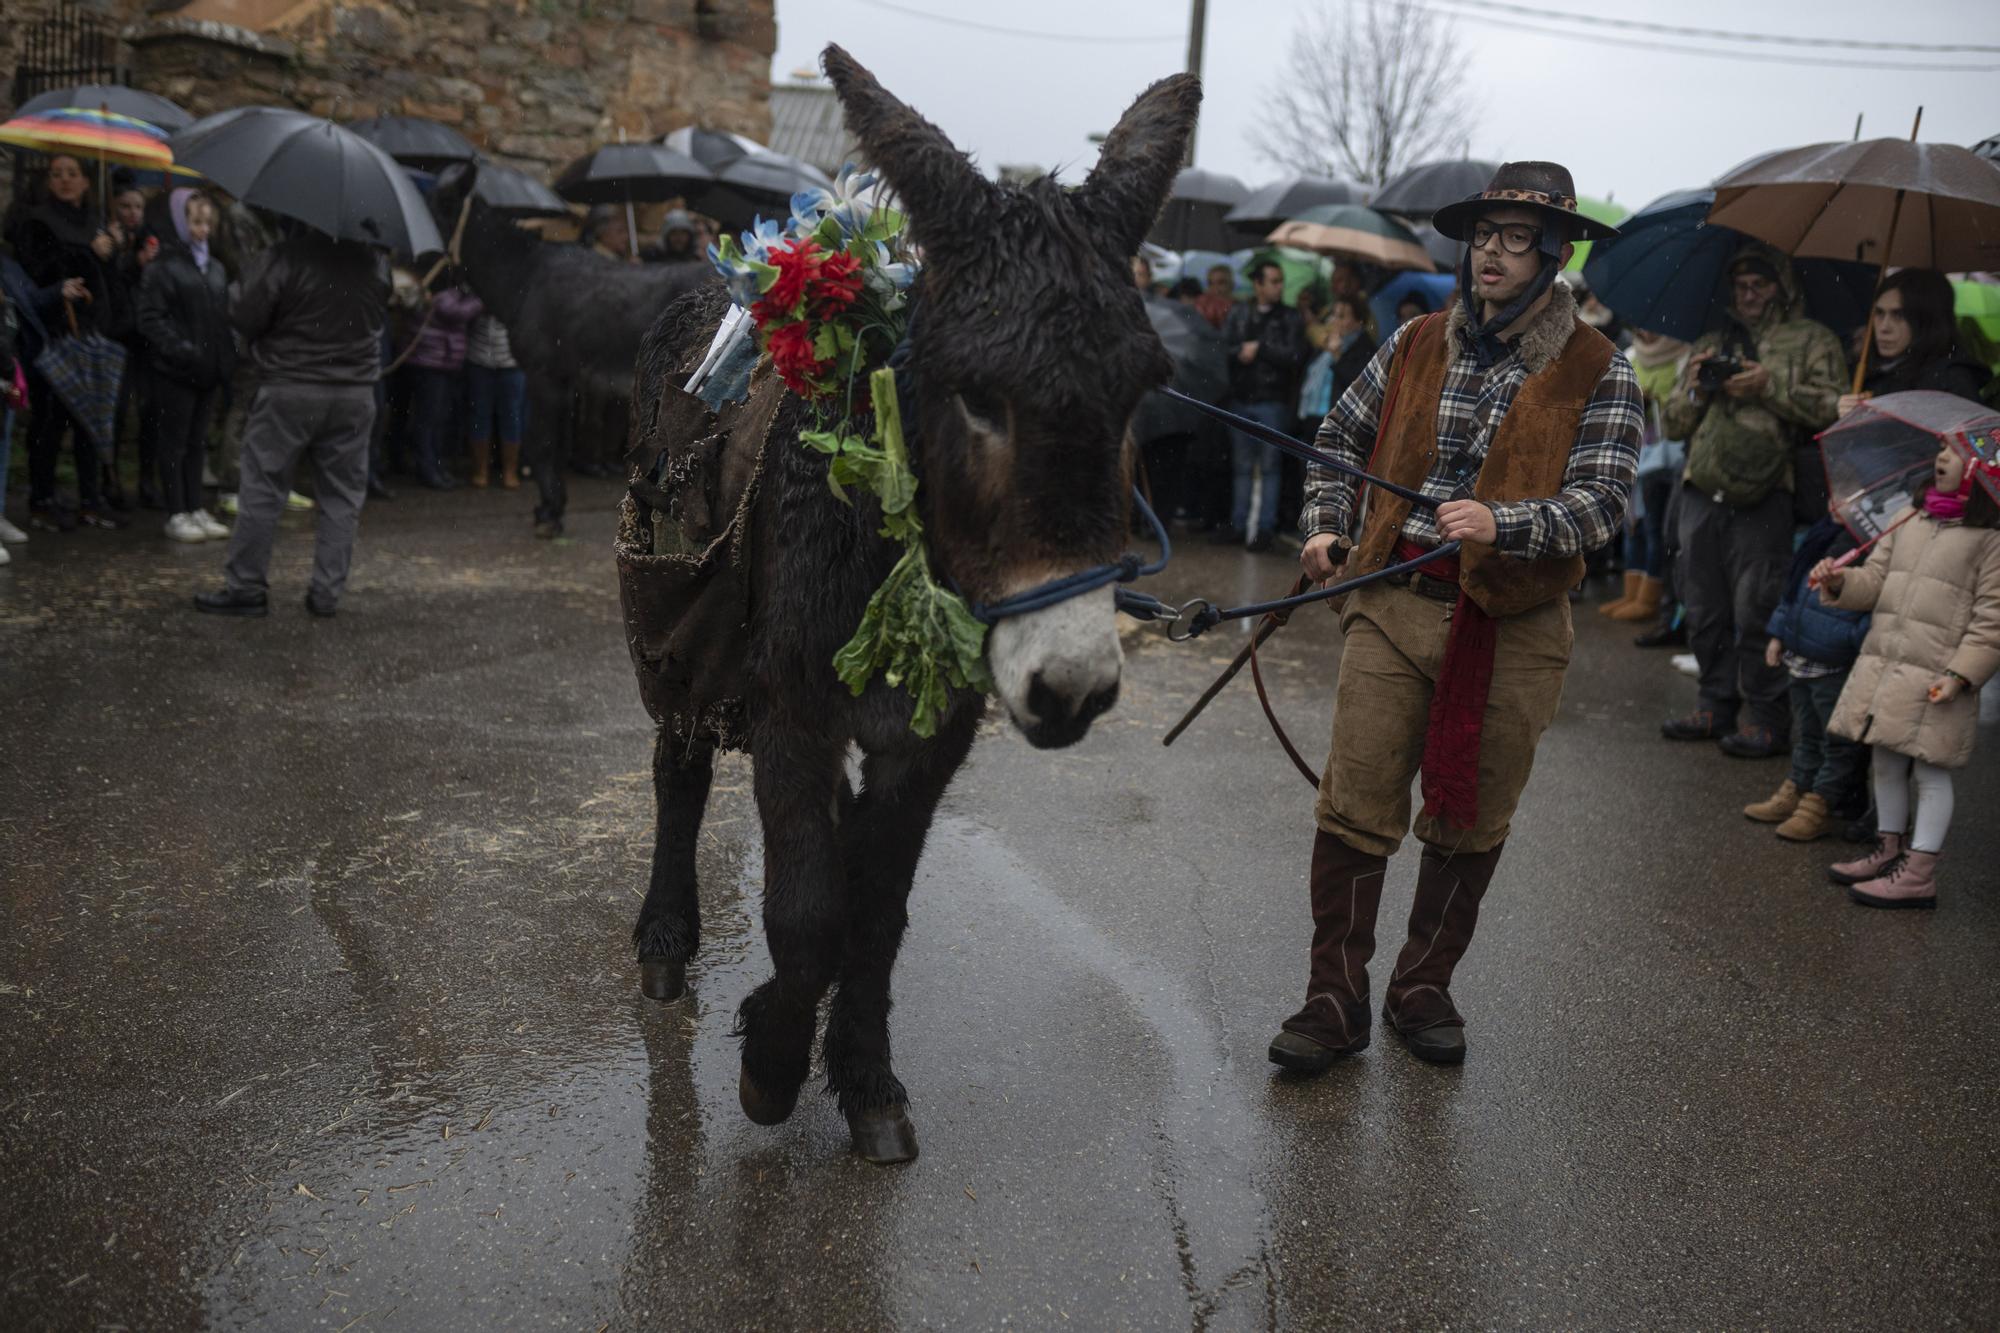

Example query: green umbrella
[1564,196,1631,272]
[1955,279,2000,372]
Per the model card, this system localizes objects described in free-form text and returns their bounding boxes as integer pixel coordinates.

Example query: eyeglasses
[1469,221,1543,255]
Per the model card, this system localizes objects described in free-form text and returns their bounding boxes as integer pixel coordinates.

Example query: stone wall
[4,1,777,176]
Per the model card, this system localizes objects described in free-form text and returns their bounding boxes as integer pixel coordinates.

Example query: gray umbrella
[170,107,444,259]
[1224,175,1368,232]
[1371,159,1500,220]
[16,83,192,131]
[471,162,571,219]
[1150,167,1250,252]
[660,126,833,228]
[344,115,479,171]
[553,143,714,205]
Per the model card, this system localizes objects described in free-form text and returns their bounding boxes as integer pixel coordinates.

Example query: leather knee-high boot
[1269,830,1387,1073]
[1385,842,1504,1064]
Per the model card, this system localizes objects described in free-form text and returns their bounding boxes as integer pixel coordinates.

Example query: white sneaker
[165,512,207,544]
[0,516,26,543]
[193,509,230,539]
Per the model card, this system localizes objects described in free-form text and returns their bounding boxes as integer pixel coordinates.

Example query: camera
[1697,355,1743,390]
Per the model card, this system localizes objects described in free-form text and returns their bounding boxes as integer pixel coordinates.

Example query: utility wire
[1420,0,2000,54]
[851,0,1181,44]
[1414,1,2000,72]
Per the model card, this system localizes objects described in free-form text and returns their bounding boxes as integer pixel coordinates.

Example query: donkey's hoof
[847,1105,919,1164]
[738,1063,801,1126]
[638,957,687,1002]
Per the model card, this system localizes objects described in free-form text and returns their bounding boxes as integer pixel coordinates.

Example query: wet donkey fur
[628,45,1200,1163]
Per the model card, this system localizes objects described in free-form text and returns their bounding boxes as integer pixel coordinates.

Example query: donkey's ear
[822,43,993,251]
[1074,73,1202,259]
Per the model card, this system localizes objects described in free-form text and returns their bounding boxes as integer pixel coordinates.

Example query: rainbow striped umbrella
[0,107,176,172]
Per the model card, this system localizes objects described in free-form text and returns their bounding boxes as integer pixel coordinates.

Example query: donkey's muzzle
[988,585,1123,749]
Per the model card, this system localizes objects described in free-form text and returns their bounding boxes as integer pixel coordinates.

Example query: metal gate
[11,2,126,106]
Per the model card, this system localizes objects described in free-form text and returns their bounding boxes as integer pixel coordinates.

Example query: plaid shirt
[1301,315,1644,559]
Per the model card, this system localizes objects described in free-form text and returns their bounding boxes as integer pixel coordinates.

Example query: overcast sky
[772,0,1999,213]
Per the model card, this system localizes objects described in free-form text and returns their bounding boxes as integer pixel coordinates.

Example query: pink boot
[1850,849,1939,910]
[1827,832,1903,886]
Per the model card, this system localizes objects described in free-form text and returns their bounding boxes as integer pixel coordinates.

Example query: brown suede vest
[1350,311,1616,618]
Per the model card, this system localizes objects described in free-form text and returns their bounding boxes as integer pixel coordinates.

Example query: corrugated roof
[770,82,855,176]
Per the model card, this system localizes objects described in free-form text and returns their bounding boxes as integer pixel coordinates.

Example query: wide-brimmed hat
[1432,161,1621,243]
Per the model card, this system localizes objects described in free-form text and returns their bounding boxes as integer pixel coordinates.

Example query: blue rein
[969,394,1449,641]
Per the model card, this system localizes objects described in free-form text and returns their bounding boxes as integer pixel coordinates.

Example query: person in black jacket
[135,189,234,544]
[1838,268,1991,415]
[193,226,388,618]
[1218,260,1307,551]
[6,154,124,530]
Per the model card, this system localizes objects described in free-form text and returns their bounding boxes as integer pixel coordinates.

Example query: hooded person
[133,188,235,542]
[1659,240,1845,757]
[1274,162,1644,1071]
[646,208,702,264]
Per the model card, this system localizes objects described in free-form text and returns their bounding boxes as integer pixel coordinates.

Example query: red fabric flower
[767,320,829,398]
[811,250,863,317]
[762,237,820,318]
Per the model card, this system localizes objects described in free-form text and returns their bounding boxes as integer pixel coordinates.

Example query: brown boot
[500,442,521,490]
[1385,842,1503,1065]
[1743,779,1801,823]
[1774,791,1831,842]
[1597,570,1641,617]
[469,441,491,489]
[1269,830,1386,1074]
[1608,575,1663,622]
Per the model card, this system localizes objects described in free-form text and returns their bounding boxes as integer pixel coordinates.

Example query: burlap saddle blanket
[614,361,788,751]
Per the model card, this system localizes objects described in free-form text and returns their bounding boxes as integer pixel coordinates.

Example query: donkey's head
[824,45,1199,749]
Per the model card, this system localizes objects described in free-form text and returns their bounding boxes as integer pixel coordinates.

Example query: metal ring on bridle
[1165,599,1212,642]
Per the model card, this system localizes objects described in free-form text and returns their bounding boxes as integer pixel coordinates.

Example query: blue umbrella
[1370,270,1455,338]
[1581,187,1877,341]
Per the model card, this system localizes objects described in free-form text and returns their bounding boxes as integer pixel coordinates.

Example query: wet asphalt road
[3,481,1998,1331]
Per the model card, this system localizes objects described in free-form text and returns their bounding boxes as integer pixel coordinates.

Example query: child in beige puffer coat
[1812,440,2000,908]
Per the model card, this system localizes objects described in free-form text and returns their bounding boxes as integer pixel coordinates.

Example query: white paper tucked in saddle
[684,304,757,406]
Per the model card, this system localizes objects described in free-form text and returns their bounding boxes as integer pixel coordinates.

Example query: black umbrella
[15,83,193,131]
[170,107,444,259]
[1371,158,1500,220]
[471,162,571,219]
[553,142,713,206]
[1150,167,1250,252]
[660,126,833,229]
[344,115,479,170]
[1224,175,1367,232]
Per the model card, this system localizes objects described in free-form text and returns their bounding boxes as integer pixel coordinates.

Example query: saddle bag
[615,363,786,749]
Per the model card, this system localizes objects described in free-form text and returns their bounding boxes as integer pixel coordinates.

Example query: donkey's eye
[956,389,1006,432]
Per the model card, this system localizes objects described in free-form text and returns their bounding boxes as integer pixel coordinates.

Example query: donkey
[628,45,1199,1164]
[424,166,714,530]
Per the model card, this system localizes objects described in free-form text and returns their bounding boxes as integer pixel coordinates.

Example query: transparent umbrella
[1820,391,2000,554]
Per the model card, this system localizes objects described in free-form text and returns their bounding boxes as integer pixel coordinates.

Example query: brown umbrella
[1708,132,2000,271]
[1708,112,2000,388]
[1265,204,1435,271]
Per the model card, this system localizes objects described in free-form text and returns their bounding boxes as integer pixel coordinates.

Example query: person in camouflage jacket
[1659,240,1845,757]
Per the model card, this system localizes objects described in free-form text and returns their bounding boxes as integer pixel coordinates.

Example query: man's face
[1207,267,1233,299]
[1732,268,1779,323]
[1252,266,1284,304]
[1467,205,1548,308]
[1130,255,1152,291]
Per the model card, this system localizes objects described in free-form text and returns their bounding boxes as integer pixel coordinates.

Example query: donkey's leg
[632,729,715,1002]
[736,729,850,1127]
[824,708,979,1164]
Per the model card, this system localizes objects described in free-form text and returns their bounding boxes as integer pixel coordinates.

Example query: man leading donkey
[1269,163,1644,1071]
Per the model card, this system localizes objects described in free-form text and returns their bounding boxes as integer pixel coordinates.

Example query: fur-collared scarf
[1444,279,1580,375]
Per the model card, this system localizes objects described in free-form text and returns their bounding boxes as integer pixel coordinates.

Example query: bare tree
[1251,0,1476,187]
